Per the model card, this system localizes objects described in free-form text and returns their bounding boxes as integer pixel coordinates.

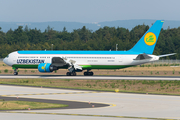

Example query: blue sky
[0,0,179,23]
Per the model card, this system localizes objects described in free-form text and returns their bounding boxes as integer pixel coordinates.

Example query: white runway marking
[0,75,180,80]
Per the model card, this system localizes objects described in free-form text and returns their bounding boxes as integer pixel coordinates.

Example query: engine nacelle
[38,63,53,72]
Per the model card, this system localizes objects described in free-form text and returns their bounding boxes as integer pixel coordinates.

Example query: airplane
[3,20,176,76]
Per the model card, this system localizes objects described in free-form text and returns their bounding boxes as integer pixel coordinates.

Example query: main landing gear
[66,71,76,76]
[66,70,94,76]
[14,68,18,75]
[84,70,93,76]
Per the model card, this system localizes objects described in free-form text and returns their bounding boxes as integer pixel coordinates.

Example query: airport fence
[150,59,180,64]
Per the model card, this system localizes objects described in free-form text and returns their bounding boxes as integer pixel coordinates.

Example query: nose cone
[3,58,7,63]
[3,58,11,66]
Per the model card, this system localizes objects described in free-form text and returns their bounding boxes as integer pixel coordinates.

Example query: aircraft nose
[3,58,8,65]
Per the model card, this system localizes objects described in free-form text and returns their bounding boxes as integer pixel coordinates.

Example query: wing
[51,57,82,72]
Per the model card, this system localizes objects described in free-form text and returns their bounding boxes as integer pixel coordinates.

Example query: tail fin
[129,20,164,54]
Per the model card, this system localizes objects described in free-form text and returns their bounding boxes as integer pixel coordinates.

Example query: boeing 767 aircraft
[3,20,175,76]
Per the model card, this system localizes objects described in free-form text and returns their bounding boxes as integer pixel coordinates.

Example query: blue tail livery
[129,20,164,54]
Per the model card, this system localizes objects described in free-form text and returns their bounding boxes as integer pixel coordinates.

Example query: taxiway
[0,85,180,120]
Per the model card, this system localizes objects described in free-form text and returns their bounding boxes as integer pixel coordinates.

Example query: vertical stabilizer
[129,20,164,54]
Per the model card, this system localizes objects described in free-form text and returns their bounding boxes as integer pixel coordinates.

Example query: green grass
[4,69,8,73]
[0,101,68,110]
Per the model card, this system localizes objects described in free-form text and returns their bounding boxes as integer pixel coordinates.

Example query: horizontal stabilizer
[158,53,176,58]
[134,53,152,60]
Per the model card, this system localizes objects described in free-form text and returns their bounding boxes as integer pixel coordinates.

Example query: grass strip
[0,101,68,110]
[1,79,180,96]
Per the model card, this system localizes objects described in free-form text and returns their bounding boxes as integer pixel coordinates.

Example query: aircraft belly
[12,64,38,69]
[80,64,133,69]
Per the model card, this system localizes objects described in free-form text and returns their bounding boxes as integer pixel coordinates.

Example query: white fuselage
[3,51,159,70]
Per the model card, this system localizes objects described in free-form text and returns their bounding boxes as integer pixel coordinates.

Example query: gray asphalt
[1,84,180,120]
[0,74,180,80]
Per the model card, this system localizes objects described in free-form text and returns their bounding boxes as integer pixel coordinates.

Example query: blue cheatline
[129,20,164,54]
[17,50,141,55]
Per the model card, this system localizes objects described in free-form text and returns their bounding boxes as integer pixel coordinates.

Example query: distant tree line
[0,24,179,59]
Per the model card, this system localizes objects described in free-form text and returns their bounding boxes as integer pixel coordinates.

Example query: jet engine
[38,63,53,72]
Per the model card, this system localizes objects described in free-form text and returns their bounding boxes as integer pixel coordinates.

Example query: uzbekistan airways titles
[17,59,45,64]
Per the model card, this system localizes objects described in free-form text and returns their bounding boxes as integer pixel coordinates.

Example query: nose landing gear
[13,68,18,75]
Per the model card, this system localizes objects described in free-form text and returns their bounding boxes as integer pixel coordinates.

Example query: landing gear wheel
[66,72,76,76]
[66,72,71,76]
[13,68,18,75]
[90,72,93,76]
[84,72,87,76]
[14,72,18,75]
[84,71,93,76]
[71,72,76,76]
